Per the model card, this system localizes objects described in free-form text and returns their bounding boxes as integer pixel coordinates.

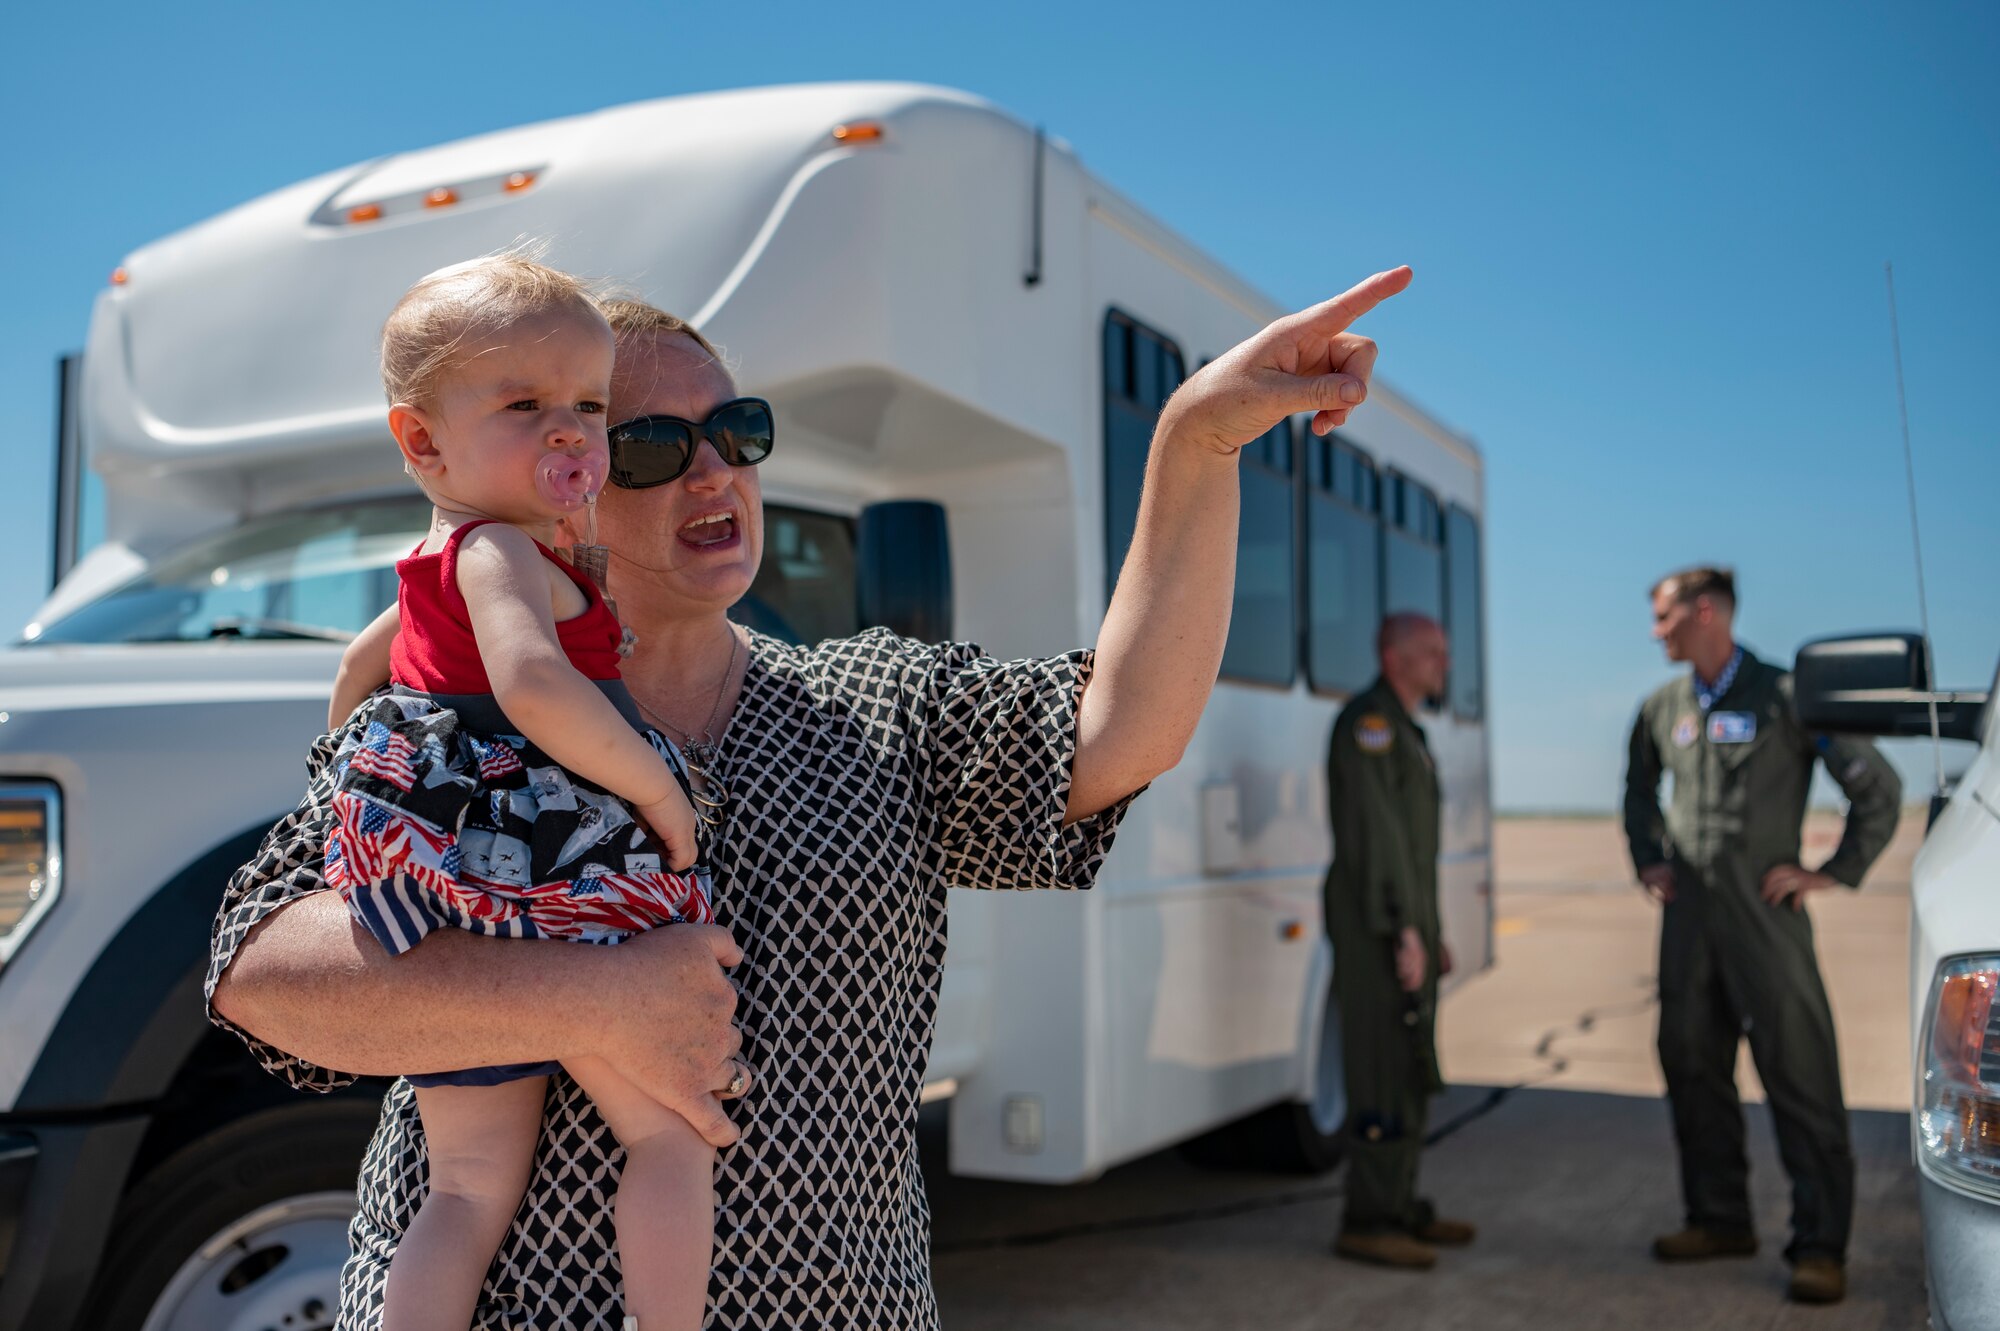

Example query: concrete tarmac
[1450,811,1924,1110]
[928,813,1932,1330]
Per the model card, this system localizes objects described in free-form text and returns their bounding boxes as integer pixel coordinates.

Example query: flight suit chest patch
[1672,714,1699,749]
[1356,714,1395,755]
[1708,711,1757,744]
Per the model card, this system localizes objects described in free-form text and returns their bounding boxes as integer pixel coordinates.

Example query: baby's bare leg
[386,1078,546,1331]
[566,1055,715,1331]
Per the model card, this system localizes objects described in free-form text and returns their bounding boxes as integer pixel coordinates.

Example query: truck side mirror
[857,500,953,643]
[1794,632,1986,743]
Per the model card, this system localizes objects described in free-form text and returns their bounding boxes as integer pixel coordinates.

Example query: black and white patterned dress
[205,629,1138,1330]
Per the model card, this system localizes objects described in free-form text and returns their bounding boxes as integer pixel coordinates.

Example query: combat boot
[1651,1226,1758,1261]
[1408,1200,1475,1246]
[1411,1216,1476,1246]
[1788,1257,1846,1304]
[1334,1230,1439,1269]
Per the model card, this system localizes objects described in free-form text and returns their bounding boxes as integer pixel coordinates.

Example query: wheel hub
[139,1191,356,1331]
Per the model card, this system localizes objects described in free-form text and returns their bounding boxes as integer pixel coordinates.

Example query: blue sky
[4,0,1995,811]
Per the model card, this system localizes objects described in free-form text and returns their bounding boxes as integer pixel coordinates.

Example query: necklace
[636,625,743,820]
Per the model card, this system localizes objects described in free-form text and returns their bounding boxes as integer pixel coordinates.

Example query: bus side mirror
[857,500,954,643]
[1794,632,1986,743]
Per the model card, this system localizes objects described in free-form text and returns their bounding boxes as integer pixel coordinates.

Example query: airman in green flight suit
[1325,613,1476,1270]
[1624,567,1901,1306]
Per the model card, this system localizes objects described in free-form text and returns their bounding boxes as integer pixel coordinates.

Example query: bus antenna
[1024,125,1046,288]
[1885,261,1945,797]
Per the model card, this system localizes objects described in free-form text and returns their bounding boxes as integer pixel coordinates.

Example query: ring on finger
[725,1060,750,1098]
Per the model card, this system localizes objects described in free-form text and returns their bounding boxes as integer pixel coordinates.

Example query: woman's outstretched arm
[1065,267,1412,821]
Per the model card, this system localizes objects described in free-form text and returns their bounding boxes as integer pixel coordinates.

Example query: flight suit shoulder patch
[1355,714,1395,755]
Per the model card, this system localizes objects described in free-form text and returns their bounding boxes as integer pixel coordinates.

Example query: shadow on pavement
[928,1085,1925,1330]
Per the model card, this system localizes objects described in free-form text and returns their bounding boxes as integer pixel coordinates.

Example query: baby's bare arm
[329,604,400,729]
[457,527,680,806]
[456,527,700,866]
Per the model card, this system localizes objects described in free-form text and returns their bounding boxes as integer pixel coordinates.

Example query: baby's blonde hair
[381,250,609,406]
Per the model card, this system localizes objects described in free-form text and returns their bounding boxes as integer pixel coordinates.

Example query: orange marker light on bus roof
[347,203,384,223]
[831,121,885,145]
[504,171,537,193]
[425,187,459,209]
[110,267,130,286]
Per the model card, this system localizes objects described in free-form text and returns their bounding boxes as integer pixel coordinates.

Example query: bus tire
[78,1098,379,1331]
[1180,988,1348,1175]
[1264,980,1351,1173]
[1178,1099,1346,1175]
[1255,1100,1347,1174]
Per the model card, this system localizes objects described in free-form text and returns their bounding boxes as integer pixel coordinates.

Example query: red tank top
[389,519,624,694]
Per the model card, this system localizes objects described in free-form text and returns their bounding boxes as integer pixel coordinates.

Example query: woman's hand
[1158,265,1412,457]
[636,784,701,872]
[213,894,748,1148]
[592,924,748,1148]
[1066,267,1411,823]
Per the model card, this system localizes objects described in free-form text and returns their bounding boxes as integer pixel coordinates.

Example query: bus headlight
[0,782,62,966]
[1919,955,2000,1204]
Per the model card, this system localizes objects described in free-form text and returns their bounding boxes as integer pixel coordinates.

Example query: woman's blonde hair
[598,298,721,360]
[380,250,609,406]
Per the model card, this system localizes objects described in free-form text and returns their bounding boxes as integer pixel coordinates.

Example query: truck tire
[79,1099,380,1331]
[1179,989,1348,1174]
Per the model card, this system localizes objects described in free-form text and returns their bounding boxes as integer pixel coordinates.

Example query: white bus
[0,82,1490,1330]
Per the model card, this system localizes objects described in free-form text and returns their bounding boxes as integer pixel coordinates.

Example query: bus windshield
[28,499,860,648]
[29,499,430,645]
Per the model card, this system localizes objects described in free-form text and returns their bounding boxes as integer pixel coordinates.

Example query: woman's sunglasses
[607,397,776,490]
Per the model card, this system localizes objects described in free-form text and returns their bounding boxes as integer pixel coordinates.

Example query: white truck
[1793,635,1999,1330]
[0,82,1491,1330]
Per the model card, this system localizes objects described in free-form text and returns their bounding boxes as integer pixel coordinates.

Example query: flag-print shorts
[325,687,713,1086]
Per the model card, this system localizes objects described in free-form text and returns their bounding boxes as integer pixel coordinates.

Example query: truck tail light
[0,782,62,967]
[1919,955,2000,1203]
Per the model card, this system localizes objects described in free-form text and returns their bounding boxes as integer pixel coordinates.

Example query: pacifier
[560,492,639,660]
[534,450,610,511]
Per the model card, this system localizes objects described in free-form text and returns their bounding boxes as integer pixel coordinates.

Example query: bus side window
[1305,433,1381,695]
[1102,310,1185,600]
[1219,418,1296,686]
[1383,469,1445,627]
[1446,504,1485,719]
[736,504,859,646]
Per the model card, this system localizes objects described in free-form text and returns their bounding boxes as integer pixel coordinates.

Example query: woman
[208,268,1411,1329]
